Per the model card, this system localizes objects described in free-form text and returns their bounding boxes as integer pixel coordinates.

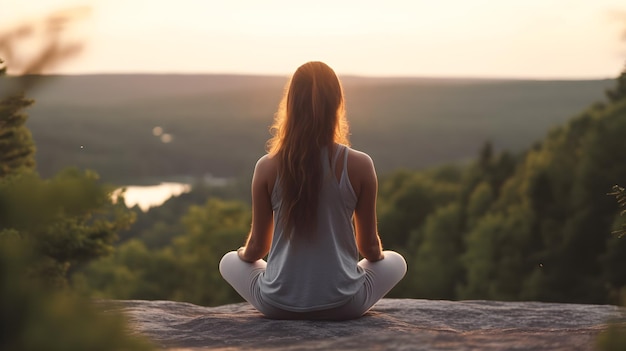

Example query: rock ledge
[107,298,626,351]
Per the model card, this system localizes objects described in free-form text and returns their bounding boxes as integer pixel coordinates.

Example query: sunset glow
[3,0,626,78]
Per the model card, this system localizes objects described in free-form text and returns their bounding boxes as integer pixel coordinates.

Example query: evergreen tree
[0,59,36,178]
[478,140,493,171]
[606,64,626,103]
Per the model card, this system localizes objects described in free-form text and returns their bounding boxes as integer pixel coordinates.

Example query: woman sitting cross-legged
[219,61,407,320]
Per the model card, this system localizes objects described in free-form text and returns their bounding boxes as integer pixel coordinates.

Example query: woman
[219,61,406,320]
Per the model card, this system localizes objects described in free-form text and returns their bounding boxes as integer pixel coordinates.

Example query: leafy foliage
[606,67,626,103]
[0,168,135,286]
[609,185,626,238]
[411,203,464,299]
[0,71,36,177]
[0,237,153,351]
[77,198,249,306]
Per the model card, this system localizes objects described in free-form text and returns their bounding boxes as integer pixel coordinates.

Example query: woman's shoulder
[343,147,376,197]
[346,147,375,170]
[345,147,376,192]
[255,153,279,172]
[254,154,279,185]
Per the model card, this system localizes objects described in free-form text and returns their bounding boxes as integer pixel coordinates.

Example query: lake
[113,182,191,211]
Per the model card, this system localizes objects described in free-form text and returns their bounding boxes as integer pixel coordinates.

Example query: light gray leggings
[219,250,407,320]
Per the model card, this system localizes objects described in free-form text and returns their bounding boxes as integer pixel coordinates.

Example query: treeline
[74,69,626,307]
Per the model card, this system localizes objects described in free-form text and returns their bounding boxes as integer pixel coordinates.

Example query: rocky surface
[105,298,626,351]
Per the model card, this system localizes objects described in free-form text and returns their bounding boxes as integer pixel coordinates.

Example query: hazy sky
[3,0,626,78]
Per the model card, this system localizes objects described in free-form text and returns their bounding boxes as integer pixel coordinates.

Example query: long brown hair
[267,61,350,238]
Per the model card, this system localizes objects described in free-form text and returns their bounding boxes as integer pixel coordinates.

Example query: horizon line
[5,71,617,82]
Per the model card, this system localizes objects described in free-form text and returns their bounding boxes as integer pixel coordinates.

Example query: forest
[2,61,626,350]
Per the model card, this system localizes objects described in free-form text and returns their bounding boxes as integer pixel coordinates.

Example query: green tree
[0,237,153,351]
[595,185,626,351]
[78,197,249,306]
[0,59,36,178]
[171,198,250,304]
[0,168,136,286]
[75,238,182,300]
[458,203,535,300]
[466,181,495,227]
[605,65,626,103]
[411,203,464,299]
[377,170,460,250]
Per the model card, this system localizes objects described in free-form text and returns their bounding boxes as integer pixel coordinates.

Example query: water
[113,182,191,212]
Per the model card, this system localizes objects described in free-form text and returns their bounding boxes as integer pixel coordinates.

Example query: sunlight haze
[3,0,626,78]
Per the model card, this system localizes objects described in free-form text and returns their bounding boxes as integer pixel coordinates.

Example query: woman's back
[259,144,365,311]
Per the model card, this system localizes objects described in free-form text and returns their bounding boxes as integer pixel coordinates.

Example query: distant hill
[5,74,614,184]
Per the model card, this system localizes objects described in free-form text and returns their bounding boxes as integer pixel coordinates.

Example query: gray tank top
[259,144,366,312]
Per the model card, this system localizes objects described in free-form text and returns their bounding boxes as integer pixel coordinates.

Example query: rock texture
[106,298,626,351]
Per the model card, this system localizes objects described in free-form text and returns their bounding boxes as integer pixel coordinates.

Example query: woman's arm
[238,155,275,263]
[350,150,385,262]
